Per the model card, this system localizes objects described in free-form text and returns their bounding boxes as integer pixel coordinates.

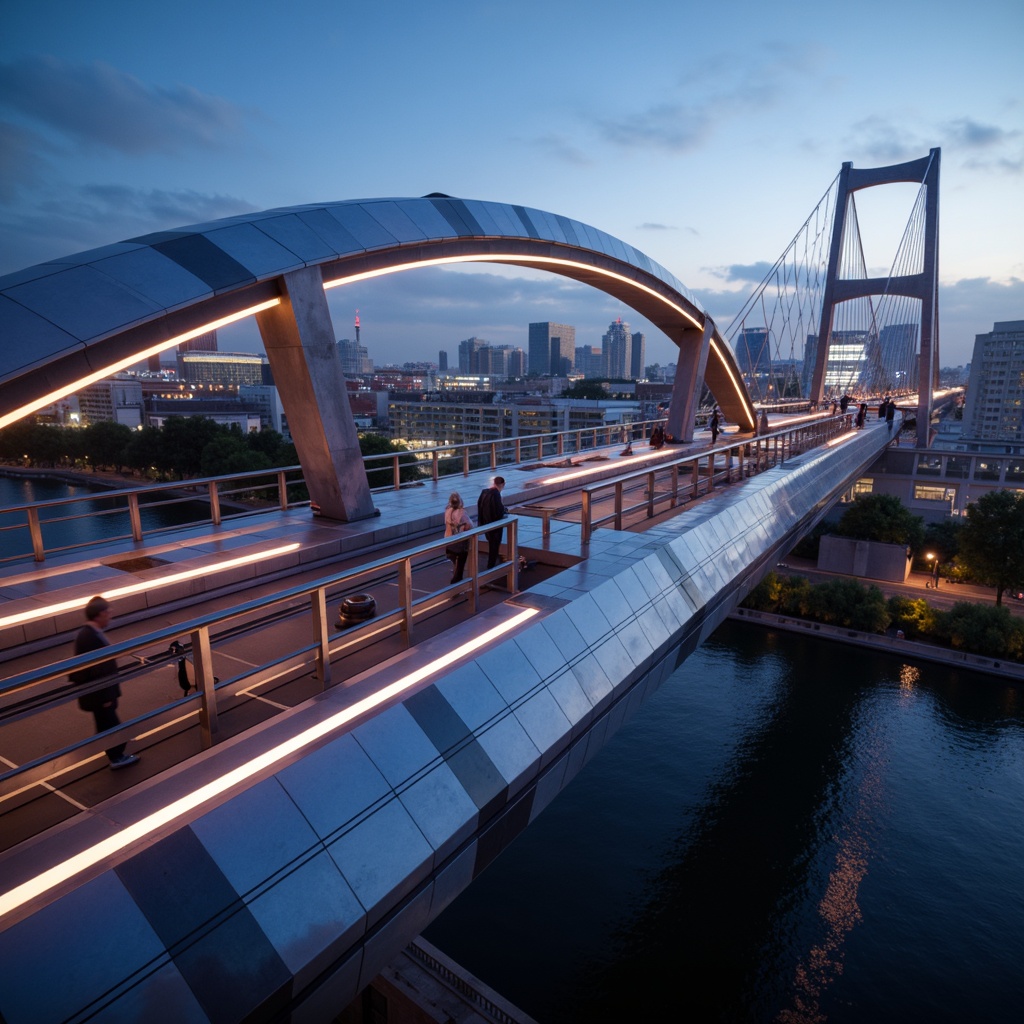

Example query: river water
[425,620,1024,1023]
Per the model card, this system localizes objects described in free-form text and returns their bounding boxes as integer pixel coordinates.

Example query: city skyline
[3,1,1021,370]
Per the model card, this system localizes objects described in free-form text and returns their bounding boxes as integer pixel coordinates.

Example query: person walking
[477,475,507,570]
[709,410,720,445]
[71,596,139,770]
[885,400,896,431]
[443,491,472,583]
[758,409,769,435]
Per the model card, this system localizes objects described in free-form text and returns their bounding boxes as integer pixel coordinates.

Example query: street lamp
[925,552,939,589]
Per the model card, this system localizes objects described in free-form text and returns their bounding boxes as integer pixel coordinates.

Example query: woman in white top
[444,492,473,583]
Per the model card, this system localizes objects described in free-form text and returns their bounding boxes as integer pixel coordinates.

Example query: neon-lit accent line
[0,606,539,921]
[0,299,281,430]
[323,254,705,331]
[0,542,300,630]
[539,448,670,485]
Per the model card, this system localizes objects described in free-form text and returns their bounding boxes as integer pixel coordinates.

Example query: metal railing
[0,418,667,565]
[0,517,519,801]
[580,416,853,543]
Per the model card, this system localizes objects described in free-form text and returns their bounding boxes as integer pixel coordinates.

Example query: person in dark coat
[885,400,896,431]
[709,411,720,445]
[477,476,507,569]
[71,596,139,769]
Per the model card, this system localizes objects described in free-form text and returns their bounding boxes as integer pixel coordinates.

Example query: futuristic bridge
[0,195,756,521]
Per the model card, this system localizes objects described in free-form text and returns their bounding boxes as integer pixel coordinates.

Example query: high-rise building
[338,338,373,376]
[528,323,576,375]
[878,323,919,392]
[438,350,448,372]
[575,345,604,378]
[177,352,271,386]
[458,337,488,373]
[77,378,144,427]
[630,332,646,380]
[962,320,1024,446]
[602,318,632,379]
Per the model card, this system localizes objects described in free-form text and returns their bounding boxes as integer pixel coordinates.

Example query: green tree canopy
[561,381,609,400]
[358,432,421,487]
[834,494,925,549]
[956,489,1024,606]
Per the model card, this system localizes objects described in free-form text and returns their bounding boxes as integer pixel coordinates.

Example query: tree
[83,421,133,472]
[956,490,1024,606]
[561,381,608,400]
[357,432,420,488]
[834,494,925,549]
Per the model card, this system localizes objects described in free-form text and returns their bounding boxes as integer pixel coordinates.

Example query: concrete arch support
[256,267,375,521]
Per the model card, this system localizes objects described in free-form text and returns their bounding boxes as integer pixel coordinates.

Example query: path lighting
[926,551,940,589]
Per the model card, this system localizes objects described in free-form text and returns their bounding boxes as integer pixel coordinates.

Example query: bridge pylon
[810,148,940,443]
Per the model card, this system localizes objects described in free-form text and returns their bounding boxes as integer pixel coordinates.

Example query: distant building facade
[77,379,144,428]
[338,338,373,377]
[177,352,271,386]
[529,322,576,376]
[602,319,632,379]
[961,320,1024,448]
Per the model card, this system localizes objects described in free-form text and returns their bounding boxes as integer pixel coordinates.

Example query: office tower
[439,350,448,372]
[458,337,488,373]
[338,338,373,376]
[878,323,918,392]
[602,318,632,379]
[630,332,646,380]
[529,322,576,375]
[575,345,604,378]
[962,321,1024,444]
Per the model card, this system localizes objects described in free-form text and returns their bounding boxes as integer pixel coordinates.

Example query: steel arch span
[0,196,755,519]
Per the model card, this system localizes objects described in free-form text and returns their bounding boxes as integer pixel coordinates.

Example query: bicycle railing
[0,418,668,564]
[580,416,853,543]
[0,516,519,800]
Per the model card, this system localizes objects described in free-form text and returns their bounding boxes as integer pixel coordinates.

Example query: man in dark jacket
[72,596,138,769]
[477,476,507,569]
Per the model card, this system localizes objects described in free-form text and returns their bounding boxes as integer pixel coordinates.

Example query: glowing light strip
[0,299,281,430]
[538,447,672,486]
[0,606,538,921]
[323,254,705,331]
[0,542,300,630]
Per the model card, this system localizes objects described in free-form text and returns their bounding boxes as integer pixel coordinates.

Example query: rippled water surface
[425,620,1024,1023]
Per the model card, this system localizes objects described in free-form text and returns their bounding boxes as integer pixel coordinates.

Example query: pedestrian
[856,402,867,429]
[709,410,720,445]
[840,393,851,414]
[477,475,507,570]
[885,400,896,431]
[758,409,769,435]
[70,596,139,770]
[443,491,472,583]
[650,424,665,449]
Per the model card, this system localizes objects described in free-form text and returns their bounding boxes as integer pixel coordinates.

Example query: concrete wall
[817,534,911,582]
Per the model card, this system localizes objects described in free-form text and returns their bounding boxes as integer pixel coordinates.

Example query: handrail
[580,416,853,543]
[0,417,668,564]
[0,516,520,798]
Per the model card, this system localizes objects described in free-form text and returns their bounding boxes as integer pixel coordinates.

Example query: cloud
[0,185,258,274]
[0,55,249,155]
[0,120,50,201]
[706,261,777,284]
[943,117,1018,149]
[846,116,923,164]
[532,133,593,166]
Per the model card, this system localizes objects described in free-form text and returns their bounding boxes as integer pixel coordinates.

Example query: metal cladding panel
[255,214,341,263]
[3,264,161,341]
[92,247,214,309]
[276,733,391,840]
[148,234,255,293]
[0,297,82,379]
[202,223,306,278]
[465,200,521,237]
[360,201,430,244]
[510,204,541,239]
[350,704,441,787]
[397,762,480,854]
[42,241,150,269]
[0,870,177,1024]
[432,661,508,731]
[329,204,401,249]
[555,215,582,248]
[394,199,461,241]
[474,639,542,705]
[526,207,566,244]
[295,208,366,256]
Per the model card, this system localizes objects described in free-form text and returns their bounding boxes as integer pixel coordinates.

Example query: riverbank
[0,464,141,492]
[730,606,1024,683]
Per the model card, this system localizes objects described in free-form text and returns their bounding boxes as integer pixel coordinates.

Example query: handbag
[445,514,469,558]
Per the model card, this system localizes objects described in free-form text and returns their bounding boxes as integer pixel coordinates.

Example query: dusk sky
[2,0,1021,369]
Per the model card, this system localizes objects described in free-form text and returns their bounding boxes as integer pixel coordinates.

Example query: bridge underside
[0,426,892,1023]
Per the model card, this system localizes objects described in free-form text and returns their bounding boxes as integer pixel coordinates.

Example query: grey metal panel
[0,870,174,1024]
[526,207,564,243]
[351,704,440,787]
[43,241,150,268]
[328,204,400,249]
[511,688,572,764]
[3,265,160,341]
[394,199,460,240]
[546,669,594,730]
[0,297,82,379]
[563,591,613,646]
[474,713,541,790]
[246,851,365,984]
[361,201,429,244]
[203,223,305,278]
[0,262,66,290]
[589,577,633,628]
[255,214,340,263]
[433,661,508,731]
[295,208,365,256]
[397,761,479,853]
[276,733,390,840]
[513,625,565,680]
[475,640,542,704]
[466,200,521,237]
[92,247,213,309]
[539,609,587,661]
[191,777,321,891]
[326,798,434,919]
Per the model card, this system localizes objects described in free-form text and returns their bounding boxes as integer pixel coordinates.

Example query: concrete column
[257,267,376,521]
[666,319,713,443]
